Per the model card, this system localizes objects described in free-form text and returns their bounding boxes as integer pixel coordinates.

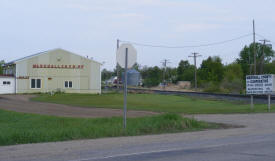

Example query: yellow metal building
[2,48,101,94]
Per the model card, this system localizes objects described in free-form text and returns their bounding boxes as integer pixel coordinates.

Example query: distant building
[122,69,141,86]
[1,48,101,94]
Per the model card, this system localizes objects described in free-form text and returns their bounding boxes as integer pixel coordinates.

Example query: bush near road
[33,93,275,114]
[0,110,217,146]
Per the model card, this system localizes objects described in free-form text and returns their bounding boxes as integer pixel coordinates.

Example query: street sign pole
[268,94,271,112]
[116,43,137,129]
[123,48,128,129]
[251,95,254,110]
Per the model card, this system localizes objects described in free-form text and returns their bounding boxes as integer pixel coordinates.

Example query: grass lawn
[0,109,218,146]
[32,93,275,114]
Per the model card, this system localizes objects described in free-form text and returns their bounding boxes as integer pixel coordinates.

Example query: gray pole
[194,55,197,90]
[123,48,128,129]
[251,20,256,110]
[162,59,169,90]
[261,40,265,74]
[268,94,271,112]
[189,53,201,90]
[253,20,256,75]
[117,39,120,89]
[259,39,270,74]
[251,95,254,110]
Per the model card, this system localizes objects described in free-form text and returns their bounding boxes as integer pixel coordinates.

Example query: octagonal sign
[116,43,137,68]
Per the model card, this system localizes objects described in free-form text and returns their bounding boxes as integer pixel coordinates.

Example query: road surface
[0,113,275,161]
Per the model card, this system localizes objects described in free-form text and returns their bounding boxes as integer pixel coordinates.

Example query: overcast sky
[1,0,275,70]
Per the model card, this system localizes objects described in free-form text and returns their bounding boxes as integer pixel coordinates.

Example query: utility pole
[189,53,201,90]
[116,39,120,89]
[161,59,170,89]
[259,39,270,74]
[253,20,256,75]
[251,20,256,110]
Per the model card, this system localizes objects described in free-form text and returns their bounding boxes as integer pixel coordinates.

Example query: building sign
[32,64,84,69]
[246,74,275,95]
[17,76,29,79]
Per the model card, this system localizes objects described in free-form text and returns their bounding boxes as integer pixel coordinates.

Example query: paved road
[0,95,157,118]
[0,113,275,161]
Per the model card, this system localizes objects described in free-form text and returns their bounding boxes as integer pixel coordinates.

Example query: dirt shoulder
[0,94,157,118]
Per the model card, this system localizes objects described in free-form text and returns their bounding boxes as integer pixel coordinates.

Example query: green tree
[236,43,275,77]
[132,63,141,71]
[198,56,224,83]
[263,61,275,74]
[221,63,244,94]
[165,67,178,83]
[141,66,162,87]
[0,60,5,75]
[223,63,243,82]
[101,69,113,81]
[176,60,195,83]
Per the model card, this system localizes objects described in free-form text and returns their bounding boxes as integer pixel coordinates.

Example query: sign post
[246,74,274,112]
[123,48,128,128]
[268,94,271,112]
[116,44,137,128]
[250,95,254,110]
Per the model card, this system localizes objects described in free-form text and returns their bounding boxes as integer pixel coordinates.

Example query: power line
[256,33,274,44]
[120,33,252,49]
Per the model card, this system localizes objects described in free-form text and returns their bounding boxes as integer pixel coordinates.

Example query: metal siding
[0,77,15,94]
[15,49,101,93]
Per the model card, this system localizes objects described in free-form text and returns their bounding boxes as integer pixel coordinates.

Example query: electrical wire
[120,33,253,49]
[255,33,274,44]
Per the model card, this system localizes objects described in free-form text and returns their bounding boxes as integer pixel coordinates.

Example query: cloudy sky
[1,0,275,70]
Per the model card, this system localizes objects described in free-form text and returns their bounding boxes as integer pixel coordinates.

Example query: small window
[31,79,42,89]
[65,81,73,88]
[65,81,68,88]
[36,79,41,88]
[3,81,11,85]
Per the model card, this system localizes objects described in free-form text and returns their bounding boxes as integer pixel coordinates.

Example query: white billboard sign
[246,74,275,95]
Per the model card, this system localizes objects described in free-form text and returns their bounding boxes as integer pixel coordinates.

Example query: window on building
[37,79,41,88]
[31,79,42,89]
[31,79,36,88]
[65,81,73,88]
[3,81,11,85]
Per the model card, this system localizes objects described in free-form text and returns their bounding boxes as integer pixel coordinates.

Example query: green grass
[0,109,217,146]
[32,93,275,114]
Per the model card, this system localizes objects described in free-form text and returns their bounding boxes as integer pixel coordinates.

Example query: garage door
[0,78,15,94]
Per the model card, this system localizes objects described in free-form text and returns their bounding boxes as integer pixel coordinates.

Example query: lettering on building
[32,64,84,69]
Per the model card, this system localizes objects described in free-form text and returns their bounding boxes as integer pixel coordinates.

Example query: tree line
[102,43,275,94]
[0,60,4,75]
